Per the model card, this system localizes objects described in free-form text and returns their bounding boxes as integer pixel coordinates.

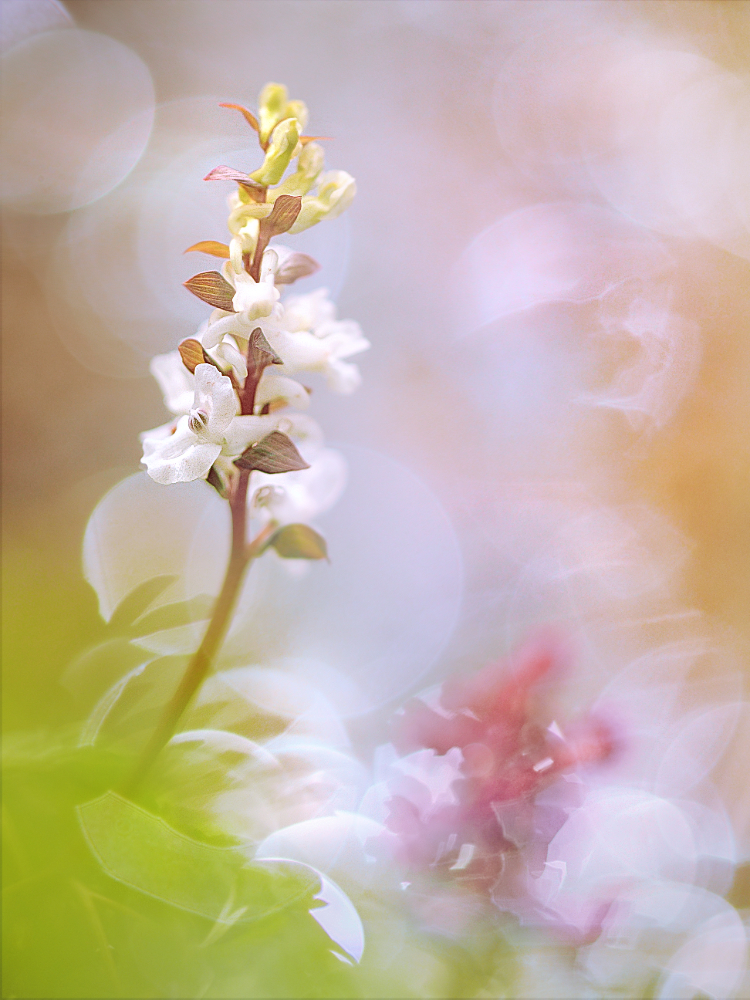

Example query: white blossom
[149,351,194,415]
[141,364,278,485]
[267,288,370,392]
[249,447,347,526]
[222,245,280,322]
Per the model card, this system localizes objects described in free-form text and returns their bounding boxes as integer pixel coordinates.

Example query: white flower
[212,335,248,381]
[223,246,280,321]
[201,287,369,395]
[255,368,310,411]
[141,364,279,485]
[149,351,195,415]
[249,447,348,526]
[266,289,370,393]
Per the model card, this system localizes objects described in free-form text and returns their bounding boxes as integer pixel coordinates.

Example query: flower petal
[150,351,194,415]
[193,363,236,434]
[141,417,221,485]
[256,369,310,410]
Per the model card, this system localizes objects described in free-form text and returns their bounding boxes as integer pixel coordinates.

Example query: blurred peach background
[3,0,750,958]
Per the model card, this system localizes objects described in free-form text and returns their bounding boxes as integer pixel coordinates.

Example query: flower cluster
[368,635,617,934]
[140,84,368,543]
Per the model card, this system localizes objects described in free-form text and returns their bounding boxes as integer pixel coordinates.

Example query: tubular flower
[142,364,282,485]
[249,447,348,528]
[144,79,367,537]
[202,287,369,394]
[367,635,618,934]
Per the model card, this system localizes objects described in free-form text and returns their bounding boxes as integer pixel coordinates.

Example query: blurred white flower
[223,245,280,320]
[149,350,195,415]
[266,288,370,393]
[250,447,347,526]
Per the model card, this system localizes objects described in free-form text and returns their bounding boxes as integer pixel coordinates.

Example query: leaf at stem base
[268,523,328,561]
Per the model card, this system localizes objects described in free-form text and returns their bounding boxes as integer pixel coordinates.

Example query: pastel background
[3,1,750,997]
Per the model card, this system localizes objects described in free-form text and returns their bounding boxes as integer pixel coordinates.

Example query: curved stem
[122,470,252,796]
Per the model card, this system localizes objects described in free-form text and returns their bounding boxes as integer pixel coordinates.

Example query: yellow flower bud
[289,171,357,233]
[250,117,300,187]
[270,141,325,198]
[258,82,289,145]
[228,200,272,239]
[285,99,309,133]
[257,84,310,146]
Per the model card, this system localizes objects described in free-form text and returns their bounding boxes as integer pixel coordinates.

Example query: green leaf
[183,271,235,311]
[80,655,189,753]
[106,575,178,633]
[77,792,320,923]
[132,593,215,636]
[268,523,328,560]
[234,431,310,474]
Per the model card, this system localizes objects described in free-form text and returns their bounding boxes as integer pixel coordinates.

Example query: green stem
[122,470,252,796]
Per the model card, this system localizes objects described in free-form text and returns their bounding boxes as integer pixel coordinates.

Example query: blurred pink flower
[372,634,619,937]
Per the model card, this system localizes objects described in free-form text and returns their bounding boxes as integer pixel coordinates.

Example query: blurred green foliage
[2,545,517,999]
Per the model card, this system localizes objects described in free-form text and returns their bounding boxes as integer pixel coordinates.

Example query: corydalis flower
[249,448,347,527]
[142,363,282,485]
[202,286,370,395]
[225,246,280,321]
[267,288,370,393]
[372,635,617,916]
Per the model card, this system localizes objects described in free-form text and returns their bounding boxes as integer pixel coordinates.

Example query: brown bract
[183,271,235,312]
[234,431,310,474]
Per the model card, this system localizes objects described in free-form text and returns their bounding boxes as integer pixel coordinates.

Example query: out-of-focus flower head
[370,634,618,936]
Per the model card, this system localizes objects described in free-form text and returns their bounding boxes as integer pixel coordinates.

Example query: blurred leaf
[727,862,750,908]
[80,655,188,753]
[61,637,152,701]
[269,523,328,560]
[184,271,235,311]
[132,593,215,636]
[184,240,231,258]
[276,250,320,285]
[235,431,310,474]
[106,575,177,633]
[78,792,321,923]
